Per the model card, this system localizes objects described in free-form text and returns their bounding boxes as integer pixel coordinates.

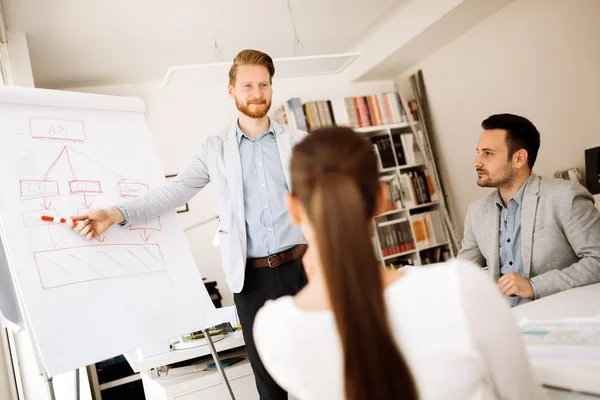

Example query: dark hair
[481,113,541,169]
[228,49,275,85]
[290,127,418,400]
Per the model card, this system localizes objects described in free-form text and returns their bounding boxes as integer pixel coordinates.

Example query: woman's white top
[254,260,547,400]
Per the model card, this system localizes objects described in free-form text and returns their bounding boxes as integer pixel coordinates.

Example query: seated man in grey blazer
[458,113,600,306]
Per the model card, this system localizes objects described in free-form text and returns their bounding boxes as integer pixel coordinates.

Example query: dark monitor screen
[585,146,600,195]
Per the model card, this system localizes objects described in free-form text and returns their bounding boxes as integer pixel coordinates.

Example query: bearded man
[457,113,600,306]
[70,49,308,399]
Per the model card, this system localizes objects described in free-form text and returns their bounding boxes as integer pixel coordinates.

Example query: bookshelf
[273,91,457,270]
[364,122,453,269]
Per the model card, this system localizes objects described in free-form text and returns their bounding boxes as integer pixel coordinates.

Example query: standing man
[70,49,308,399]
[458,113,600,306]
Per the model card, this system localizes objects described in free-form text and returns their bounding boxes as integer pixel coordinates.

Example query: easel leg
[75,368,80,400]
[203,329,236,400]
[45,376,56,400]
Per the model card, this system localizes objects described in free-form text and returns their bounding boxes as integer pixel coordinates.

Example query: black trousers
[234,258,307,400]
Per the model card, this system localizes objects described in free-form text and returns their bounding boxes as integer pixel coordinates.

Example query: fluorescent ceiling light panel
[162,53,360,87]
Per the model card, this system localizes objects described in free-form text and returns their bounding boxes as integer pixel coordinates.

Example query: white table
[512,283,600,398]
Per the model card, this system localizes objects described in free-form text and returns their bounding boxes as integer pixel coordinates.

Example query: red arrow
[94,235,106,243]
[139,229,151,243]
[44,227,57,249]
[40,197,52,210]
[82,193,93,209]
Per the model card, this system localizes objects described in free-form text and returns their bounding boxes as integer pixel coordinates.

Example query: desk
[512,283,600,398]
[125,331,258,400]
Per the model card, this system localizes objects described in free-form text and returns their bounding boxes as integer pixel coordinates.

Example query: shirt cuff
[115,205,130,226]
[529,279,540,300]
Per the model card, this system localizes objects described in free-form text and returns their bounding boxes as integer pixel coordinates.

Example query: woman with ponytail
[253,127,546,400]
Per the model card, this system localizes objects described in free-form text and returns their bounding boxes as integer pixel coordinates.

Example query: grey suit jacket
[457,173,600,298]
[120,121,308,293]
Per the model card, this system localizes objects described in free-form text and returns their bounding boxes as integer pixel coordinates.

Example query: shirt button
[258,162,262,166]
[261,183,265,187]
[507,238,511,243]
[268,228,272,232]
[264,205,268,209]
[509,261,513,266]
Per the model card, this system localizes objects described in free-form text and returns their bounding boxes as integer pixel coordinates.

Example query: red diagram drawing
[22,209,58,228]
[69,180,102,195]
[116,180,149,198]
[30,117,87,143]
[33,243,167,290]
[20,180,60,200]
[129,217,163,243]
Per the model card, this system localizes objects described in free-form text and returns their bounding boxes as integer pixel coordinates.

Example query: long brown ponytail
[290,127,418,400]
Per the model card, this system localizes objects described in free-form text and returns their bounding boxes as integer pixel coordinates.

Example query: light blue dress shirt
[496,176,537,306]
[117,120,306,259]
[236,121,306,258]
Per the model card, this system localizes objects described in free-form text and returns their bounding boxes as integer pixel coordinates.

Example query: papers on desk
[519,317,600,364]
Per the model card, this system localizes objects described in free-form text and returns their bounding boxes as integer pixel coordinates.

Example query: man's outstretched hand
[68,207,125,240]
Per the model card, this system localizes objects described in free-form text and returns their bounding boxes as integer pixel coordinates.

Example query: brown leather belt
[249,244,308,268]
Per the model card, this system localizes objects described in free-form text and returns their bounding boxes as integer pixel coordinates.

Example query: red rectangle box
[33,244,167,290]
[69,180,102,194]
[116,181,149,198]
[23,209,57,228]
[130,216,162,232]
[20,180,59,200]
[30,117,87,143]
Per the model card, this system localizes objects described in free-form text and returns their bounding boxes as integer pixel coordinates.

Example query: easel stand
[182,215,236,399]
[203,329,236,400]
[45,375,55,400]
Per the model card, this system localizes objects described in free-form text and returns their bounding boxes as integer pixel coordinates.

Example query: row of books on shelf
[273,92,409,133]
[384,246,451,269]
[421,247,452,265]
[411,209,447,249]
[402,170,439,207]
[371,131,423,169]
[376,209,448,257]
[378,220,415,257]
[381,170,439,211]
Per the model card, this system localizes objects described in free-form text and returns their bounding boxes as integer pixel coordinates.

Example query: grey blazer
[457,173,600,298]
[121,121,308,293]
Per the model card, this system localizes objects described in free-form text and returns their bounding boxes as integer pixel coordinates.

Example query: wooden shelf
[408,201,439,211]
[379,166,397,173]
[398,163,425,170]
[375,208,405,218]
[354,122,413,133]
[417,241,450,252]
[381,249,417,260]
[377,217,408,227]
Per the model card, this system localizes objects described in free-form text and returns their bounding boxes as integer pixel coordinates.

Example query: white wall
[395,0,600,239]
[68,74,397,306]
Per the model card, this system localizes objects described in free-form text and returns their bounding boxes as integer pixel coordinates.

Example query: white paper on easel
[0,86,222,377]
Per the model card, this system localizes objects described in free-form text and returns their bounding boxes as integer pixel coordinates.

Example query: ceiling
[2,0,401,88]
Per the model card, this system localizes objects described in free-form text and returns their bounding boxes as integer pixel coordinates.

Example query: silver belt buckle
[267,255,278,268]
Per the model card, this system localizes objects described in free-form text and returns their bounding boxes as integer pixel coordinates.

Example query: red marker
[41,215,75,224]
